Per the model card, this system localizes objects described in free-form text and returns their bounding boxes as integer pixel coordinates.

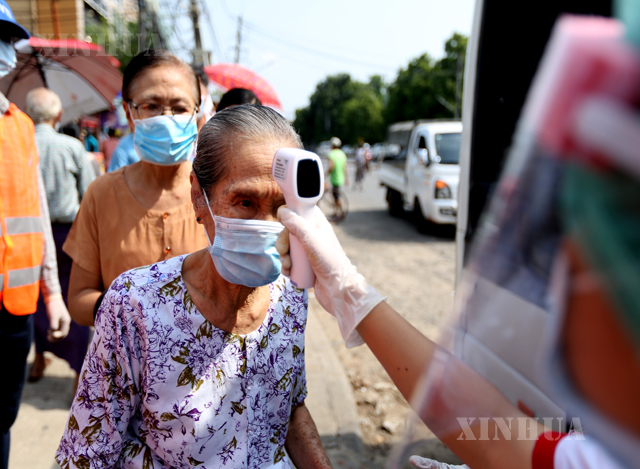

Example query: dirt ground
[313,165,462,468]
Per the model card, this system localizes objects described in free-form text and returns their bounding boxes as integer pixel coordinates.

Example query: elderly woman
[55,105,331,469]
[64,50,208,327]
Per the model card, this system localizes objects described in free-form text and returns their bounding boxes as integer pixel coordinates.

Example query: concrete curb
[304,294,363,456]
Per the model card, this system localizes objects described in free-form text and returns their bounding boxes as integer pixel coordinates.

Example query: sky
[162,0,476,120]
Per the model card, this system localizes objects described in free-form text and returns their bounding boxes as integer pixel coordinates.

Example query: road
[314,163,462,468]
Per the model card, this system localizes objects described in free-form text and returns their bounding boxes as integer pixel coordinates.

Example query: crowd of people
[2,0,640,468]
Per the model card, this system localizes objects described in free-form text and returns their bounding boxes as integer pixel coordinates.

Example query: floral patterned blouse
[55,255,308,469]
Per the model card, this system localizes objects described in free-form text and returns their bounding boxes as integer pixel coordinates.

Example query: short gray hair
[193,104,302,199]
[26,88,62,123]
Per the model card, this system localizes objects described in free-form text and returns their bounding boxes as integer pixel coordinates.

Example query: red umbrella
[0,38,122,125]
[204,63,282,110]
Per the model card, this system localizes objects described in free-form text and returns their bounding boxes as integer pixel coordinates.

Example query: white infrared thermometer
[272,148,324,289]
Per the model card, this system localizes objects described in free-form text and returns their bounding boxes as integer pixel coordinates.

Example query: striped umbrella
[204,63,282,110]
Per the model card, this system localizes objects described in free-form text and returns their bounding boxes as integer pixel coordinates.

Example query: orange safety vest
[0,103,44,315]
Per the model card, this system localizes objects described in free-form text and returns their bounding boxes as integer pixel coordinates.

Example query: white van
[379,120,462,231]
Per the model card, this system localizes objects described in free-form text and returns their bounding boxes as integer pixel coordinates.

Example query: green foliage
[294,32,467,146]
[85,17,142,72]
[293,74,386,146]
[385,32,467,125]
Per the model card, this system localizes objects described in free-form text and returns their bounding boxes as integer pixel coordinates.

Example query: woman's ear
[190,171,206,223]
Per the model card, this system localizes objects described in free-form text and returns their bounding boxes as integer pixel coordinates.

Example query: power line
[198,0,224,62]
[217,0,232,22]
[243,23,398,71]
[234,16,242,63]
[241,18,402,63]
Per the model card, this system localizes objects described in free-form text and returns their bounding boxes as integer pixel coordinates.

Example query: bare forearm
[68,262,103,327]
[285,404,332,469]
[356,301,435,401]
[69,288,101,326]
[355,302,544,469]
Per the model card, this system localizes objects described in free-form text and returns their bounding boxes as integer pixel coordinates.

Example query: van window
[435,133,461,164]
[417,136,428,150]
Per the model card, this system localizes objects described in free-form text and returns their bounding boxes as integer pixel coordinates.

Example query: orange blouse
[63,167,208,288]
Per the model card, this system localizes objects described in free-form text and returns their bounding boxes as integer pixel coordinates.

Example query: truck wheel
[386,189,404,218]
[413,198,431,234]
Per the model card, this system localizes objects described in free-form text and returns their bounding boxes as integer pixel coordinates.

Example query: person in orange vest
[0,3,71,467]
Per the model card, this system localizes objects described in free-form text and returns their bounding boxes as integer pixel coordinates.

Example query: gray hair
[26,88,62,123]
[193,104,302,199]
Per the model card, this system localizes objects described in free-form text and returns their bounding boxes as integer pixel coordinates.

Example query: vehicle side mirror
[418,148,429,166]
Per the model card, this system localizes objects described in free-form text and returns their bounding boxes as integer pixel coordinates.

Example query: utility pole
[234,16,243,64]
[189,0,209,66]
[138,0,146,49]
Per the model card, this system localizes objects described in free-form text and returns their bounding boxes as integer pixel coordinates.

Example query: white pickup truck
[379,120,462,230]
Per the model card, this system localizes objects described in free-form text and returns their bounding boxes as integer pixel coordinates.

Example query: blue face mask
[133,114,198,166]
[0,40,16,78]
[202,190,283,287]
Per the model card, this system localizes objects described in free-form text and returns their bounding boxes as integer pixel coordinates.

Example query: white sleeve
[554,434,623,469]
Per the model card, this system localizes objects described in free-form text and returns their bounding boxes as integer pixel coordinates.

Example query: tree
[339,82,385,144]
[85,17,153,72]
[384,32,467,124]
[293,74,385,146]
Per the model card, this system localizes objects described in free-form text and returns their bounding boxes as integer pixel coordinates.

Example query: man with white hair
[25,88,94,388]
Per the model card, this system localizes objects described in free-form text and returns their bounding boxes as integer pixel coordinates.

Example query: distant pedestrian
[327,136,348,218]
[217,88,261,111]
[101,127,121,170]
[25,88,95,393]
[83,126,99,152]
[0,6,71,466]
[107,131,139,171]
[363,142,373,171]
[355,143,367,191]
[60,121,80,139]
[192,65,215,130]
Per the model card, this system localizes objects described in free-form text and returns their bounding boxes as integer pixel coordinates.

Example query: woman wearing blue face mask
[56,105,332,469]
[63,50,209,328]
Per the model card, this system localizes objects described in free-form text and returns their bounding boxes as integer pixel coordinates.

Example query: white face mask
[538,253,640,468]
[0,40,16,78]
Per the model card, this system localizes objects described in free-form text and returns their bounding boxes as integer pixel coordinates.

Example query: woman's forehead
[130,66,196,103]
[227,142,276,178]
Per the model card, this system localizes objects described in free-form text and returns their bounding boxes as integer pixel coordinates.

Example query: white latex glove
[409,456,469,469]
[276,206,386,348]
[45,296,72,342]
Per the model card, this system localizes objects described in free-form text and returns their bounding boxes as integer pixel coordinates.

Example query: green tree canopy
[385,32,467,124]
[293,74,386,146]
[85,18,145,72]
[294,32,467,146]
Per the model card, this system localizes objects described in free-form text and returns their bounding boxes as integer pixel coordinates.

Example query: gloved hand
[409,455,469,469]
[45,295,71,342]
[276,206,386,348]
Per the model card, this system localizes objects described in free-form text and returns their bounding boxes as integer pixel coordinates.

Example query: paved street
[9,163,461,469]
[307,164,461,468]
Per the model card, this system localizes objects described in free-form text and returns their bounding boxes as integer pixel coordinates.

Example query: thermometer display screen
[297,159,321,198]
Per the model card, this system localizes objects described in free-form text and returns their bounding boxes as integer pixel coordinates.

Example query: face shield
[388,14,640,469]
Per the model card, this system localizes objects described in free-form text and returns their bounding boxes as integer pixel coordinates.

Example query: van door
[407,131,430,212]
